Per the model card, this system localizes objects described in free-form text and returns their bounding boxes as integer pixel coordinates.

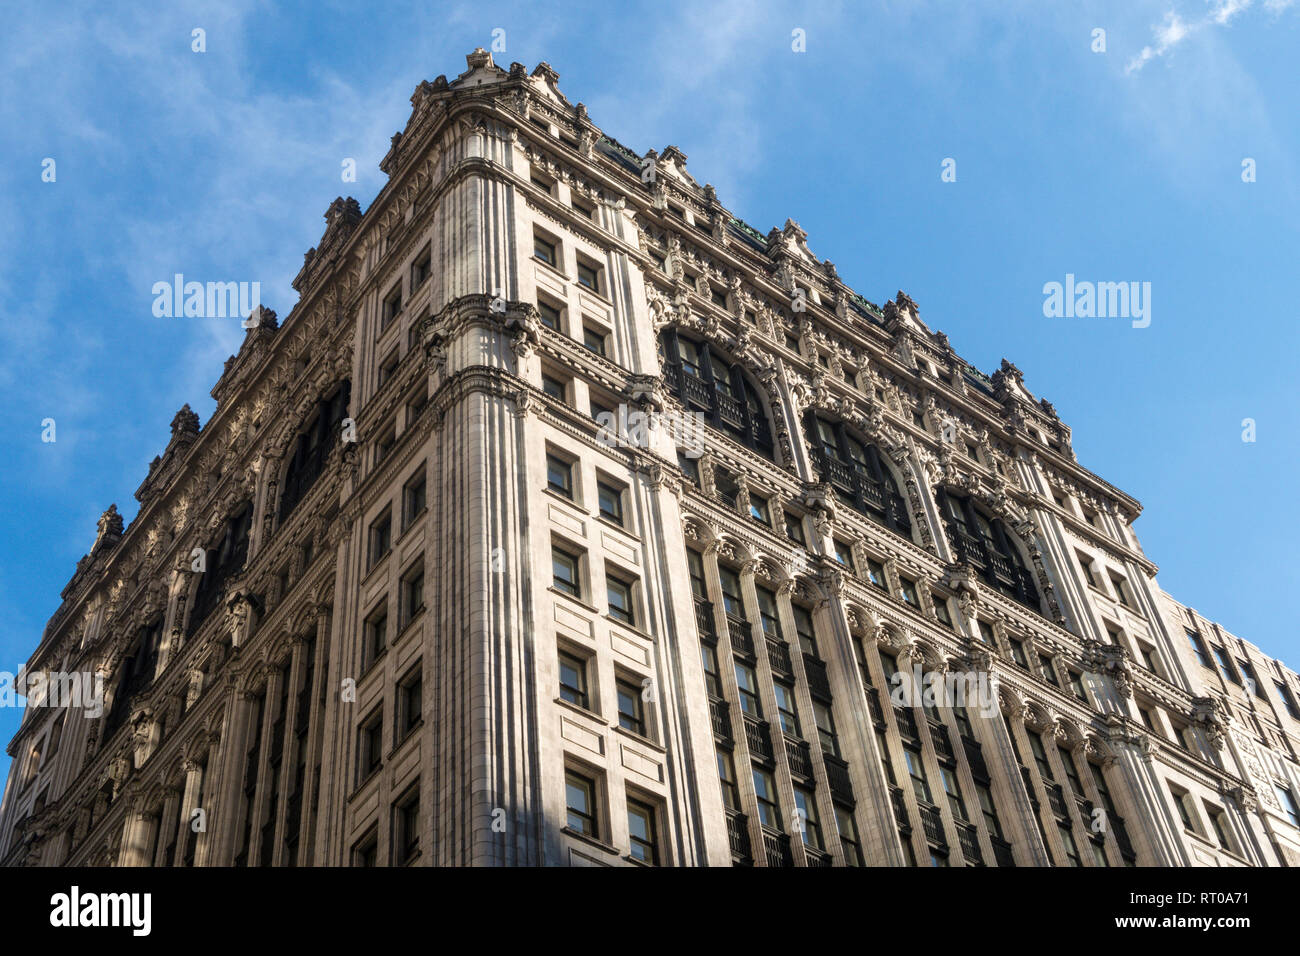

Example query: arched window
[936,489,1040,612]
[806,413,911,536]
[279,380,351,524]
[187,501,253,638]
[659,331,773,459]
[101,617,163,745]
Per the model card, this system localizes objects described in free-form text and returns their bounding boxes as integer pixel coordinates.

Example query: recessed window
[552,546,581,598]
[393,786,420,864]
[813,701,839,757]
[382,285,403,327]
[378,350,400,389]
[627,798,659,865]
[1037,653,1059,686]
[359,708,384,779]
[576,261,600,293]
[401,562,424,626]
[558,652,590,709]
[1008,637,1029,669]
[531,171,555,195]
[932,593,952,627]
[718,567,745,618]
[792,606,818,658]
[369,510,392,570]
[714,471,740,510]
[834,540,855,570]
[582,324,607,356]
[1275,681,1300,721]
[597,480,625,526]
[1205,802,1234,852]
[735,662,762,716]
[1078,553,1100,589]
[403,471,427,530]
[533,232,557,267]
[793,787,823,850]
[1212,645,1240,685]
[650,250,667,273]
[1171,785,1199,834]
[866,559,887,591]
[1069,670,1088,702]
[749,495,771,524]
[617,679,646,736]
[353,829,378,867]
[977,620,996,645]
[542,373,567,401]
[565,770,598,837]
[1274,785,1300,827]
[752,768,781,829]
[363,605,387,669]
[774,683,801,736]
[1187,630,1213,669]
[718,751,740,810]
[710,288,727,308]
[897,576,919,607]
[410,247,431,290]
[606,574,636,626]
[538,300,562,330]
[1109,571,1134,608]
[1239,659,1264,697]
[784,511,805,545]
[375,427,396,465]
[397,664,422,738]
[572,197,594,219]
[756,586,782,639]
[836,806,864,865]
[546,453,574,499]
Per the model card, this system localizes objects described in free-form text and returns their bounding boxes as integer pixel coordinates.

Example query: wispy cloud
[1127,0,1294,72]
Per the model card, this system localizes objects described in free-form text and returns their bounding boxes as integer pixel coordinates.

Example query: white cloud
[1127,0,1293,72]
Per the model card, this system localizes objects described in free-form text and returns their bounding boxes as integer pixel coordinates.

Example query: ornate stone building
[2,49,1298,867]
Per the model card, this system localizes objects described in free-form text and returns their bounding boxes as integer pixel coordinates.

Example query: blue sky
[2,0,1296,783]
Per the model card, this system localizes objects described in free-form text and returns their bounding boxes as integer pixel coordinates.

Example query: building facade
[3,49,1298,867]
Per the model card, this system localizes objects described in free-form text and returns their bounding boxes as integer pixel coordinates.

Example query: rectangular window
[627,798,658,864]
[903,746,931,803]
[400,563,424,628]
[1058,822,1082,867]
[1069,670,1088,702]
[382,285,403,327]
[1037,653,1059,686]
[756,586,782,638]
[898,576,919,607]
[1239,660,1264,697]
[718,567,745,618]
[369,511,392,569]
[1275,682,1300,720]
[538,300,561,330]
[597,481,624,526]
[359,708,383,778]
[714,471,739,509]
[403,471,426,530]
[688,549,707,600]
[606,574,635,626]
[792,605,818,658]
[735,662,762,716]
[364,607,387,669]
[940,766,968,821]
[1109,571,1135,608]
[533,233,557,267]
[565,771,598,837]
[866,559,887,591]
[1275,786,1300,827]
[1077,553,1099,589]
[813,701,839,757]
[546,453,574,499]
[558,653,589,710]
[617,679,646,736]
[784,511,805,544]
[1186,630,1213,669]
[749,495,771,524]
[542,373,567,401]
[701,643,722,697]
[977,620,996,645]
[752,768,781,829]
[576,261,600,293]
[1205,803,1234,851]
[1172,786,1198,833]
[393,786,420,864]
[552,546,581,598]
[932,593,952,627]
[793,787,823,849]
[353,830,378,867]
[397,665,422,738]
[834,541,855,570]
[410,248,431,290]
[1009,638,1029,669]
[377,350,399,388]
[836,807,864,865]
[1212,646,1240,684]
[774,683,801,737]
[582,324,607,356]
